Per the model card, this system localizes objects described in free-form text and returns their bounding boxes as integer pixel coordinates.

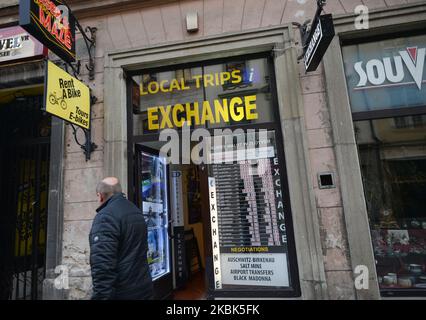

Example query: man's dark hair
[96,178,122,199]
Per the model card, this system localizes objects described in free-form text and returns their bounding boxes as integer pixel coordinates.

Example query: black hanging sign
[303,14,335,72]
[19,0,76,63]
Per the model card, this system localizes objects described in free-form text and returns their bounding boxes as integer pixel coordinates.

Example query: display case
[372,227,426,291]
[353,115,426,295]
[138,148,170,281]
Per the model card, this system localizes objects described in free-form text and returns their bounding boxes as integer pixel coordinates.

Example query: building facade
[0,0,425,300]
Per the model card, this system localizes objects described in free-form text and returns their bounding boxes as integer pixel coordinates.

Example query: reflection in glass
[131,57,274,135]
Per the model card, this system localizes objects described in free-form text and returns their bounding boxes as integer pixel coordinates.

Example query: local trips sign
[19,0,76,63]
[142,70,259,131]
[44,60,90,129]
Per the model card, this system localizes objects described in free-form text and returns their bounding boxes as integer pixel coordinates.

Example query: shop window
[129,54,300,298]
[343,32,426,295]
[132,57,275,135]
[354,116,426,293]
[342,34,426,116]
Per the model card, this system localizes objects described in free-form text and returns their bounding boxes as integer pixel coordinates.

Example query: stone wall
[60,0,409,300]
[299,61,355,299]
[0,0,415,300]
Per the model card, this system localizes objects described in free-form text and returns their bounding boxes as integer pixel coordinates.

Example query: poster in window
[139,150,170,280]
[208,130,291,289]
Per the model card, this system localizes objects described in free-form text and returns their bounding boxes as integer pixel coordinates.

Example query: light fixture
[186,12,198,33]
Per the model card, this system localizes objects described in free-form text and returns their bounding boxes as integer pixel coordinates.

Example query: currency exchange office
[129,53,300,298]
[106,5,426,298]
[123,9,335,300]
[2,0,426,301]
[0,21,304,299]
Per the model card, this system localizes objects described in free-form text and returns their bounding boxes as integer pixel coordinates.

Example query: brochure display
[139,150,170,281]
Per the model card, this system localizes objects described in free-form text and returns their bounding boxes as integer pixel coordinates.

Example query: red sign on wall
[19,0,76,63]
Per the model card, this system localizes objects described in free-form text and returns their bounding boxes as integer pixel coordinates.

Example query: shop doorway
[127,53,301,299]
[170,164,208,300]
[0,94,51,300]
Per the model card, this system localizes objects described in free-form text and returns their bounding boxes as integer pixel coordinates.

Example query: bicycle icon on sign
[49,92,67,110]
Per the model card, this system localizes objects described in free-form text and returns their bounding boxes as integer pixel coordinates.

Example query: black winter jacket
[89,193,153,300]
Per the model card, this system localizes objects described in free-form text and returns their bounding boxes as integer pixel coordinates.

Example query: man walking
[89,177,153,300]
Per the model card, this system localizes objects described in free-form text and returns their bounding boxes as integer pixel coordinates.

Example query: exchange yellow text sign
[44,60,90,129]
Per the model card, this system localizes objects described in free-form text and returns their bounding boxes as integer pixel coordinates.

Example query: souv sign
[354,47,426,90]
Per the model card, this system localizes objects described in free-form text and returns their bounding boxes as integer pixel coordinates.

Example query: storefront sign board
[342,34,426,113]
[304,14,335,72]
[44,60,90,129]
[19,0,76,63]
[0,26,46,64]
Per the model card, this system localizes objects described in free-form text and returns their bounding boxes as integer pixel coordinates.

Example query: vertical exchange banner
[44,60,90,129]
[171,171,187,288]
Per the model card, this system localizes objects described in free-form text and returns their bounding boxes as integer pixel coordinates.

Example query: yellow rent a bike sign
[44,60,90,129]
